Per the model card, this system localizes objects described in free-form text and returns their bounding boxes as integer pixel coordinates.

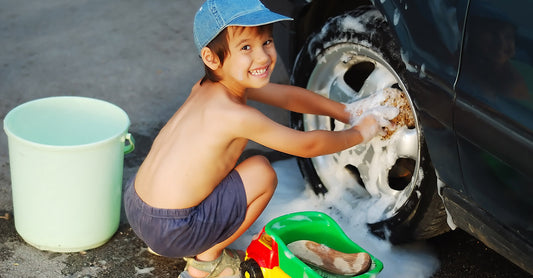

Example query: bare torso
[134,81,249,209]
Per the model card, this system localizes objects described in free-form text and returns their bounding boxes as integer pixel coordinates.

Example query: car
[262,0,533,274]
[241,211,383,278]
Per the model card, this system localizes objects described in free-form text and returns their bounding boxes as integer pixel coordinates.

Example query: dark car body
[264,0,533,273]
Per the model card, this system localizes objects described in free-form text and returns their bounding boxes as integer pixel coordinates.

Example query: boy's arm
[247,83,351,124]
[233,105,379,158]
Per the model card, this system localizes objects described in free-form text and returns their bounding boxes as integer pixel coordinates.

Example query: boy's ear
[201,47,220,71]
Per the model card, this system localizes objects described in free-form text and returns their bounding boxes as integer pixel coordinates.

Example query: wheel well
[293,0,372,59]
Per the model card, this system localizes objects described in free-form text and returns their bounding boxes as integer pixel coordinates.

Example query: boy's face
[218,26,277,89]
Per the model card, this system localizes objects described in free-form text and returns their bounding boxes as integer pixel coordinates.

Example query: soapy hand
[346,90,400,126]
[345,91,389,124]
[355,114,381,143]
[357,105,399,127]
[346,89,401,142]
[351,106,399,142]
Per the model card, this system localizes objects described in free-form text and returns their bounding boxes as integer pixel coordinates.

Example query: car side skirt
[442,187,533,274]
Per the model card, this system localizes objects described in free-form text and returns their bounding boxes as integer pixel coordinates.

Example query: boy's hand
[345,88,401,127]
[353,106,399,143]
[345,88,402,142]
[356,114,381,143]
[346,92,389,125]
[360,106,399,128]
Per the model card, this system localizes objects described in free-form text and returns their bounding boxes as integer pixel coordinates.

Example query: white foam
[232,158,440,278]
[307,10,382,58]
[437,176,457,230]
[134,266,154,275]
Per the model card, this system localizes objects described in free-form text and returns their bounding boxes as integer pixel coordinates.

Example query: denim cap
[194,0,292,54]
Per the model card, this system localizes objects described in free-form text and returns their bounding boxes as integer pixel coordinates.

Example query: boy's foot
[287,240,372,276]
[178,249,242,278]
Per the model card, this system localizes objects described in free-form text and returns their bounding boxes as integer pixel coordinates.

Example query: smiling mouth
[250,66,269,76]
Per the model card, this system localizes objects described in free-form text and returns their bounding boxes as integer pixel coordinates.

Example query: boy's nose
[254,47,271,63]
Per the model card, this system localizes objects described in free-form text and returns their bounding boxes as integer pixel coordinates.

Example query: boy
[124,0,395,277]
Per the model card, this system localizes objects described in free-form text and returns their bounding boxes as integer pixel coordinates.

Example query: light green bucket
[3,96,135,252]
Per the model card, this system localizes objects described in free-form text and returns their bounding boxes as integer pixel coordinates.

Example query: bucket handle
[123,133,135,154]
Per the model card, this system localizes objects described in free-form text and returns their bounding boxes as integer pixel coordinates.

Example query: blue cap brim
[195,9,292,53]
[227,9,292,27]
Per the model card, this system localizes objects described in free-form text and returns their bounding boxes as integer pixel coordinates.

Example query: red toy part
[245,228,279,269]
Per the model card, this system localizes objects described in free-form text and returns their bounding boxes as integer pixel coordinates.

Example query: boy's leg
[187,155,277,277]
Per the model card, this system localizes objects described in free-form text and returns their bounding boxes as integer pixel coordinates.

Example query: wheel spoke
[334,129,417,200]
[390,127,418,159]
[359,65,397,96]
[362,140,399,197]
[330,74,357,103]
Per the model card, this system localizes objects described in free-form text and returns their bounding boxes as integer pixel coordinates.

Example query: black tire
[240,259,263,278]
[290,7,449,243]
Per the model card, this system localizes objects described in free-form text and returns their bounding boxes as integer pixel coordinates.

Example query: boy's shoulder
[190,81,260,118]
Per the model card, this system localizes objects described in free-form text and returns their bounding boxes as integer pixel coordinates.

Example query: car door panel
[455,0,533,238]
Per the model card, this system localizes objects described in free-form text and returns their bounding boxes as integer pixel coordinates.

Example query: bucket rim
[3,96,131,150]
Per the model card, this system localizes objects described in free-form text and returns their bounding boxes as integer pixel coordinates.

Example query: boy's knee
[264,162,278,189]
[244,155,278,187]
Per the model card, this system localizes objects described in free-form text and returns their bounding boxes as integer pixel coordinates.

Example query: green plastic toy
[241,211,384,277]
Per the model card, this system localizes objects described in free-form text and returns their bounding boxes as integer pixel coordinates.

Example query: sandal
[178,249,242,278]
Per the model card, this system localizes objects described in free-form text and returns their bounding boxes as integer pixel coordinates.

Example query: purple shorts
[124,170,247,258]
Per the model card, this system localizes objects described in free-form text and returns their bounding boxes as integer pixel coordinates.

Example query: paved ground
[1,1,531,278]
[0,1,288,277]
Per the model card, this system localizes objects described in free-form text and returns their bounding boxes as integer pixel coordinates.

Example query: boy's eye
[241,45,251,51]
[264,39,273,46]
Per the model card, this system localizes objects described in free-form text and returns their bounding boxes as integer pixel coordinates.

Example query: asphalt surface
[0,1,531,277]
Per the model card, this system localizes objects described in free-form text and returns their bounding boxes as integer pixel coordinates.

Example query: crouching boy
[124,0,395,277]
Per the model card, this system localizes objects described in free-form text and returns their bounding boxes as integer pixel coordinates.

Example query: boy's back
[135,81,251,210]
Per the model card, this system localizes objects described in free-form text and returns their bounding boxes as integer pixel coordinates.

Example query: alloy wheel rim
[303,43,421,222]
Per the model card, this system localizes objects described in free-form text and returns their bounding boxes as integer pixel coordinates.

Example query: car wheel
[240,259,263,278]
[290,7,449,243]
